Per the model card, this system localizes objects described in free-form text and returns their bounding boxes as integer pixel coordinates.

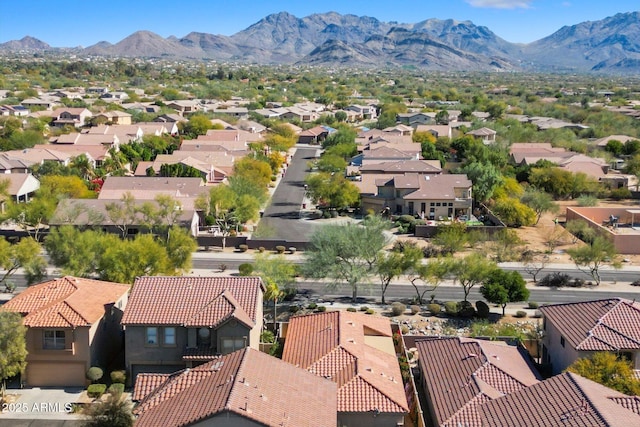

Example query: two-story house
[539,298,640,375]
[361,173,472,219]
[1,276,129,387]
[51,107,92,128]
[121,276,265,382]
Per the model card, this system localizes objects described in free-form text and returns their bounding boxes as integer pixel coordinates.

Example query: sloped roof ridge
[354,374,408,412]
[134,368,196,414]
[225,347,251,413]
[475,359,528,392]
[443,392,488,427]
[220,290,255,327]
[58,300,90,327]
[581,298,640,348]
[566,372,610,425]
[184,289,233,327]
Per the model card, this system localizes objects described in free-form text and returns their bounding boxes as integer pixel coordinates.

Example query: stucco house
[282,311,409,427]
[361,173,472,219]
[0,173,40,206]
[1,276,129,387]
[51,107,92,128]
[121,276,265,382]
[132,348,337,427]
[539,298,640,375]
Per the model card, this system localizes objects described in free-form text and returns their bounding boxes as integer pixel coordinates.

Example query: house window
[221,337,246,354]
[146,327,158,345]
[408,202,414,214]
[430,203,435,207]
[560,336,565,347]
[164,327,176,346]
[436,202,441,207]
[43,330,66,350]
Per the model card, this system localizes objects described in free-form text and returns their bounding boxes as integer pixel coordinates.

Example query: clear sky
[0,0,637,47]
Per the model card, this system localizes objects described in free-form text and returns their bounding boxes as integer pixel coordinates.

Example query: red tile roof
[134,348,337,427]
[282,311,408,414]
[1,276,129,328]
[416,337,540,427]
[122,276,264,328]
[479,372,640,427]
[539,298,640,351]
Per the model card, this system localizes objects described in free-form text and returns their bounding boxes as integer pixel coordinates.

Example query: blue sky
[0,0,637,47]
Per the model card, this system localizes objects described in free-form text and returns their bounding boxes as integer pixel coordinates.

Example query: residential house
[0,173,40,203]
[95,110,133,125]
[97,176,207,210]
[166,100,203,116]
[122,102,161,114]
[539,298,640,375]
[416,337,540,427]
[50,132,120,150]
[1,276,129,387]
[132,348,337,427]
[466,127,497,145]
[83,124,143,143]
[281,106,319,123]
[211,106,249,120]
[99,91,129,102]
[282,311,409,427]
[479,372,640,427]
[595,135,639,148]
[137,152,234,184]
[51,107,92,128]
[121,276,265,381]
[0,105,30,116]
[414,125,453,140]
[154,113,187,123]
[87,87,109,95]
[397,112,436,126]
[355,160,442,195]
[345,104,377,120]
[49,198,200,238]
[0,153,31,174]
[298,125,334,144]
[361,173,472,219]
[21,97,57,110]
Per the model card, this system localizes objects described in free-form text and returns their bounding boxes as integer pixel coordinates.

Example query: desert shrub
[359,306,369,311]
[260,330,275,343]
[288,247,297,254]
[422,244,454,258]
[457,301,476,318]
[347,307,357,312]
[400,325,410,334]
[110,370,126,384]
[317,306,327,312]
[275,245,286,254]
[258,246,265,253]
[238,263,254,276]
[576,195,598,207]
[410,305,420,315]
[391,240,420,254]
[366,308,375,315]
[428,303,441,315]
[444,301,458,315]
[86,367,103,383]
[87,384,107,398]
[515,310,528,318]
[475,301,490,318]
[238,244,248,252]
[631,280,640,287]
[609,187,631,200]
[391,302,406,316]
[289,305,300,313]
[218,263,228,272]
[307,302,317,310]
[107,383,124,396]
[538,272,571,288]
[528,301,539,309]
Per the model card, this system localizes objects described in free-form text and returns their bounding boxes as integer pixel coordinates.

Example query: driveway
[0,387,84,424]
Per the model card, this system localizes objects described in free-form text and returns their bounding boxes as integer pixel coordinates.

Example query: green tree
[566,236,621,285]
[253,254,298,322]
[491,197,536,228]
[0,312,27,395]
[165,226,197,273]
[44,226,101,277]
[97,234,169,284]
[567,352,640,396]
[461,161,503,203]
[376,245,422,304]
[433,222,467,253]
[480,269,529,316]
[520,189,559,225]
[305,172,360,210]
[316,154,347,173]
[450,253,496,302]
[406,257,453,305]
[303,219,390,302]
[183,114,213,137]
[0,237,46,286]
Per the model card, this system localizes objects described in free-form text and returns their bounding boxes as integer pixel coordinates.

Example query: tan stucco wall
[566,207,640,254]
[543,319,582,375]
[339,411,403,427]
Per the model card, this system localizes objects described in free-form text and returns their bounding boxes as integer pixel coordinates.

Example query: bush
[107,383,124,396]
[238,263,254,276]
[288,247,297,254]
[410,305,420,315]
[87,384,107,398]
[391,302,406,316]
[359,306,369,311]
[539,272,571,288]
[86,367,103,383]
[237,244,248,252]
[427,304,441,316]
[289,305,300,313]
[317,305,327,312]
[400,325,410,334]
[576,195,598,207]
[346,307,357,312]
[609,187,631,200]
[527,301,539,309]
[444,301,458,315]
[365,308,375,315]
[260,330,275,343]
[514,310,528,318]
[258,247,265,253]
[307,302,318,310]
[110,370,126,384]
[475,301,490,318]
[631,280,640,287]
[275,245,286,254]
[457,301,476,318]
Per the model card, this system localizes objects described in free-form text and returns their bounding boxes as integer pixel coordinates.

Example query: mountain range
[2,11,639,74]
